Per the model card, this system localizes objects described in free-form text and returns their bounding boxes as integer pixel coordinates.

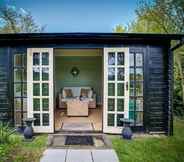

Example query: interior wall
[55,49,103,104]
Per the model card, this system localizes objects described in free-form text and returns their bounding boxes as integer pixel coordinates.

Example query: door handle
[126,82,129,91]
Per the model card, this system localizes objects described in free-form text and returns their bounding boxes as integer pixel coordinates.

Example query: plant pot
[23,118,35,139]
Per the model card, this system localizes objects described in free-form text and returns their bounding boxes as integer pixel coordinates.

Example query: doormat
[65,135,94,145]
[62,122,93,131]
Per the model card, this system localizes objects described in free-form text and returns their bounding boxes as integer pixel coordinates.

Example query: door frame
[103,47,129,134]
[27,48,54,133]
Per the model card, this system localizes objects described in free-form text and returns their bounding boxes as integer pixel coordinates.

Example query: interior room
[54,49,103,132]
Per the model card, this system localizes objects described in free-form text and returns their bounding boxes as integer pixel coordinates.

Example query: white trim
[27,48,54,133]
[103,47,129,134]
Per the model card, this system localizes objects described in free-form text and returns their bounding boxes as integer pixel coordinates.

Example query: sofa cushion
[63,89,73,98]
[80,88,90,97]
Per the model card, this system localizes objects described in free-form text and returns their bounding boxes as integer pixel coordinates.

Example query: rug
[62,122,93,131]
[65,136,94,145]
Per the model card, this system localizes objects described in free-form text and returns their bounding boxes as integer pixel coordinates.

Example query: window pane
[33,113,40,126]
[108,98,115,111]
[33,53,40,65]
[108,68,115,81]
[22,54,27,67]
[14,98,21,111]
[42,113,49,126]
[23,98,27,111]
[117,114,124,126]
[33,67,40,81]
[33,83,40,96]
[42,83,49,96]
[14,54,22,66]
[108,52,115,65]
[117,83,124,96]
[107,114,114,126]
[136,98,143,111]
[23,83,27,97]
[42,98,49,111]
[136,82,143,96]
[23,69,27,81]
[130,82,134,96]
[129,111,135,120]
[129,99,135,111]
[15,112,27,126]
[117,99,124,112]
[130,68,134,81]
[117,52,124,65]
[33,98,40,111]
[108,83,115,96]
[42,52,49,65]
[14,69,22,82]
[129,53,134,67]
[42,67,49,81]
[136,68,143,81]
[14,84,21,97]
[136,53,143,66]
[135,112,143,125]
[117,68,124,81]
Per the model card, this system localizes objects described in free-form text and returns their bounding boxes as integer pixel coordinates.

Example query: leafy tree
[0,5,45,33]
[113,24,127,33]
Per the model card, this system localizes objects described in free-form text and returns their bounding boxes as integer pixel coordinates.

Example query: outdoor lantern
[70,67,80,77]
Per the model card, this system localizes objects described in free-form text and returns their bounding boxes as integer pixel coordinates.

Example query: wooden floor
[54,106,103,132]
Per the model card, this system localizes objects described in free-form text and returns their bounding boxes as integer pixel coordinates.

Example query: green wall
[55,56,102,104]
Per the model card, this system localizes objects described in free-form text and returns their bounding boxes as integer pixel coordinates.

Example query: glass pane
[130,82,134,96]
[42,67,49,81]
[23,98,27,111]
[117,68,124,81]
[33,98,40,111]
[107,114,114,126]
[136,82,143,96]
[23,83,27,97]
[108,52,115,65]
[42,113,49,126]
[33,83,40,96]
[117,83,124,96]
[42,83,49,96]
[33,53,40,65]
[33,113,40,126]
[14,69,22,82]
[42,98,49,111]
[108,68,115,81]
[23,69,27,81]
[117,52,124,65]
[15,112,27,126]
[130,53,134,67]
[135,112,143,125]
[136,98,143,111]
[108,83,115,96]
[117,99,124,112]
[108,98,115,111]
[129,111,135,120]
[14,84,21,97]
[136,68,143,81]
[22,54,27,67]
[136,53,143,66]
[117,114,124,127]
[33,67,40,81]
[42,52,49,65]
[14,98,21,111]
[14,54,22,66]
[130,68,134,81]
[129,99,135,111]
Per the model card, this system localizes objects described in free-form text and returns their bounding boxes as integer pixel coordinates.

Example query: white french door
[27,48,54,133]
[103,48,129,134]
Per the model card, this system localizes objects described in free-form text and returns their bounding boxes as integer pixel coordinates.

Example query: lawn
[111,118,184,162]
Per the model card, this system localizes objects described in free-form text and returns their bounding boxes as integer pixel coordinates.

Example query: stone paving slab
[66,149,93,162]
[92,149,119,162]
[40,149,119,162]
[40,149,66,162]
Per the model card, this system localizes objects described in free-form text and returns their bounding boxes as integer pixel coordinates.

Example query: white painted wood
[27,48,54,133]
[103,47,129,134]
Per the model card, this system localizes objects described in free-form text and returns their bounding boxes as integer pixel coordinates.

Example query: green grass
[111,118,184,162]
[0,134,47,162]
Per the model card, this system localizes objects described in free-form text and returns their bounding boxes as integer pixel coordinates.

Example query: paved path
[40,148,119,162]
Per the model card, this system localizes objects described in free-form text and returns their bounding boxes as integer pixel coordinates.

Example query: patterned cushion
[80,89,90,97]
[63,89,73,98]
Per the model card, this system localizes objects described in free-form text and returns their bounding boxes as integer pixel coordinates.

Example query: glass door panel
[104,48,129,134]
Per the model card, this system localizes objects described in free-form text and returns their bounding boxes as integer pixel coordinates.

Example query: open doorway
[54,49,103,132]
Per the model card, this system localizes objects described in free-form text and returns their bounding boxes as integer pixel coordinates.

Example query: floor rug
[65,136,94,145]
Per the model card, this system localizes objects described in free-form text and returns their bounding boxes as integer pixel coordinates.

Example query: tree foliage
[0,5,45,33]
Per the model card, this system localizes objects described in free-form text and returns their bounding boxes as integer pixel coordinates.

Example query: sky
[0,0,142,32]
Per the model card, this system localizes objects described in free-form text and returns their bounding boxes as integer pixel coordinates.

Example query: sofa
[58,87,96,109]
